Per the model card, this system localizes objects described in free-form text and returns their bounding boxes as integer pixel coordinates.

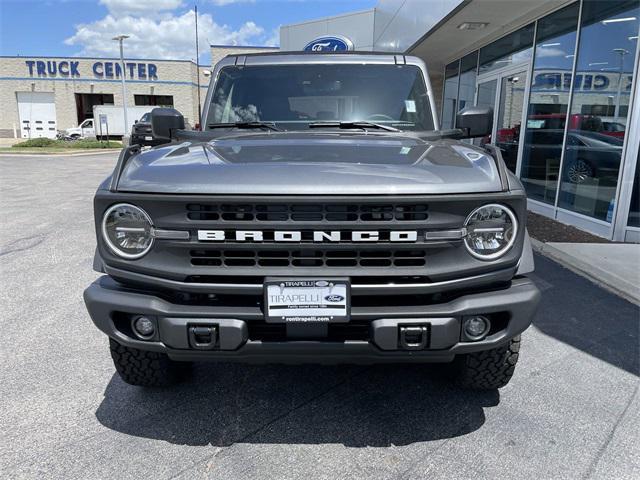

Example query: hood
[116,132,502,195]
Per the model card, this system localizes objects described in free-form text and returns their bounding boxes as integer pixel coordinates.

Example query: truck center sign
[533,70,634,92]
[24,59,159,80]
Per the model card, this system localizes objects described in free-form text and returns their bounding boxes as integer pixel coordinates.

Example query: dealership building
[281,0,640,242]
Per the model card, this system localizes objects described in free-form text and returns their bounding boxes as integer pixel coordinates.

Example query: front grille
[97,192,525,297]
[187,203,429,223]
[190,248,427,268]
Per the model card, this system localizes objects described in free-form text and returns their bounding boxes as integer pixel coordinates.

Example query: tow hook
[188,325,218,350]
[399,325,428,350]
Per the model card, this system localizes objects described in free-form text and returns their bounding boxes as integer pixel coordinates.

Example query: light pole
[612,48,629,121]
[112,34,130,140]
[195,5,202,128]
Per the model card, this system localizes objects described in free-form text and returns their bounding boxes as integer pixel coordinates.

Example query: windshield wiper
[207,121,281,132]
[308,121,400,132]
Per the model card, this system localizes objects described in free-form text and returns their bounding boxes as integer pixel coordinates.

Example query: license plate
[264,279,350,323]
[144,136,153,141]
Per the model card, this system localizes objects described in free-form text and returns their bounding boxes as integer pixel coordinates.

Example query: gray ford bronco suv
[84,52,540,389]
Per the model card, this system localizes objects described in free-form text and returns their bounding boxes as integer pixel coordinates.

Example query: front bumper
[84,276,540,364]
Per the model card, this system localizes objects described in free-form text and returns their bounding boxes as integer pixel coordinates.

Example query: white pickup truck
[62,118,95,139]
[63,106,153,139]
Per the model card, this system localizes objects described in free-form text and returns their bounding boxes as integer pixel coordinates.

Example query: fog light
[463,316,491,341]
[132,316,155,339]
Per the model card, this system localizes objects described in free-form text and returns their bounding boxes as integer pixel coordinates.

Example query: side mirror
[150,108,185,142]
[134,120,138,124]
[456,106,493,138]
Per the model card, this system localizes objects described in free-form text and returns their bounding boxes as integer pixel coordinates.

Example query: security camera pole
[112,34,130,142]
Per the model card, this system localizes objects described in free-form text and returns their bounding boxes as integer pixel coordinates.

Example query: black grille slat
[189,249,427,268]
[186,203,429,223]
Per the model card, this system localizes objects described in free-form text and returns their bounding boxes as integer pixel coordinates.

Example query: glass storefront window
[479,24,534,74]
[558,0,640,222]
[457,51,478,115]
[520,3,580,204]
[495,70,528,172]
[441,61,459,129]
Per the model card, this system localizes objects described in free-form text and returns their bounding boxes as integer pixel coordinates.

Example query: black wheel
[453,336,521,390]
[109,338,190,387]
[566,159,594,184]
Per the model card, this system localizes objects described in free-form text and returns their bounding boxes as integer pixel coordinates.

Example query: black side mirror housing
[150,108,185,142]
[456,106,493,138]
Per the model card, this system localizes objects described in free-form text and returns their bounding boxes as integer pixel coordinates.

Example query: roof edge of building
[0,54,207,66]
[280,8,375,29]
[209,44,278,49]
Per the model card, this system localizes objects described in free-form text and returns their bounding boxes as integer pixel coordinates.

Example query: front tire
[109,338,190,387]
[454,336,521,390]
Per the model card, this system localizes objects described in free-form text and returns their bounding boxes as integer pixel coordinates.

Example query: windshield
[206,64,435,131]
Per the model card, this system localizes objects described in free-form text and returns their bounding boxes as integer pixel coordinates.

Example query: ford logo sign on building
[304,36,354,52]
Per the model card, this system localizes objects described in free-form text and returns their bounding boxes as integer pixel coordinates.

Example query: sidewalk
[527,213,640,304]
[0,148,121,156]
[531,239,640,304]
[0,138,22,147]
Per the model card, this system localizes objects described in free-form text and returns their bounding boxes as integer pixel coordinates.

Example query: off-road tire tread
[109,338,187,387]
[455,336,521,390]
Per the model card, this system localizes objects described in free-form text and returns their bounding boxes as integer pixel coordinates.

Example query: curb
[531,238,639,305]
[0,149,121,158]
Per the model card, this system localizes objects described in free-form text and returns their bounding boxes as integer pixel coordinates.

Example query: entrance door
[495,70,527,172]
[475,66,529,172]
[17,92,57,139]
[474,79,497,146]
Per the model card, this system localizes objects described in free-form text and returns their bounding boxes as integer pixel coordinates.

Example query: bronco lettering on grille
[197,230,419,242]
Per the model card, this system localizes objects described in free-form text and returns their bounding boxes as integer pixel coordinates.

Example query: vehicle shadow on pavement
[529,255,639,376]
[95,364,499,447]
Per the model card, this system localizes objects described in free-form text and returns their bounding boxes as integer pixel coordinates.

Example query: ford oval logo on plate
[325,294,345,303]
[304,36,353,52]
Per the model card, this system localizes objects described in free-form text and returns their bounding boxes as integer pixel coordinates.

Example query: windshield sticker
[405,100,416,113]
[400,146,411,155]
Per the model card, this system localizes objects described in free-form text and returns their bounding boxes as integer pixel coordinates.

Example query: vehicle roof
[220,51,425,68]
[236,50,406,58]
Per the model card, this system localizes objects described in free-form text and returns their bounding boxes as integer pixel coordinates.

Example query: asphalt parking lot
[1,152,638,479]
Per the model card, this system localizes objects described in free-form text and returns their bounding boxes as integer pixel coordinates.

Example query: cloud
[211,0,255,5]
[65,9,266,61]
[536,47,568,58]
[100,0,184,17]
[264,27,280,47]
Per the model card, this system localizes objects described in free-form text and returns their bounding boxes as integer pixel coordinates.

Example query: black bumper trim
[84,276,540,364]
[103,263,517,296]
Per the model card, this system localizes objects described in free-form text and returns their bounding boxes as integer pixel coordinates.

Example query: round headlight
[464,204,518,260]
[102,203,154,259]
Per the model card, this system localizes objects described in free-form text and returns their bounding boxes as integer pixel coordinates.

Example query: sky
[0,0,376,64]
